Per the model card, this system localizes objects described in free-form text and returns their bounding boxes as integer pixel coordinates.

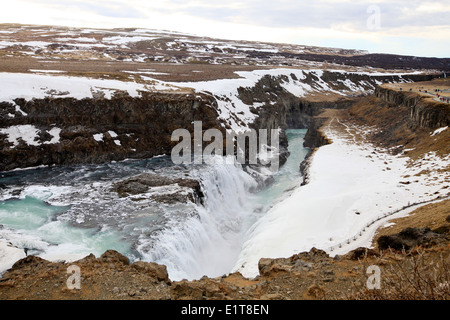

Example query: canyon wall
[0,71,443,171]
[374,86,450,129]
[0,92,221,171]
[242,71,441,131]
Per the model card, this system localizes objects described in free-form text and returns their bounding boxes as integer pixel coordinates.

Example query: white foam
[139,156,258,281]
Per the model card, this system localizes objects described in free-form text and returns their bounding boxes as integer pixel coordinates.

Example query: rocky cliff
[299,116,333,186]
[374,86,450,129]
[238,71,441,173]
[0,92,221,171]
[240,71,440,131]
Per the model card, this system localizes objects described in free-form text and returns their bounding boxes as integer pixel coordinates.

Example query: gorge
[0,24,449,300]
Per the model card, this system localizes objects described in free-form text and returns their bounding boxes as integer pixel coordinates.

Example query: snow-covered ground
[0,240,26,275]
[0,72,149,103]
[169,68,415,132]
[0,24,368,66]
[1,68,416,135]
[233,119,449,278]
[0,71,184,123]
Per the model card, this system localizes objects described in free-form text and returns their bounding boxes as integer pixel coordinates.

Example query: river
[0,129,309,280]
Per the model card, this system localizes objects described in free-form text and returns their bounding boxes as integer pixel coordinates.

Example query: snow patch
[44,127,62,144]
[0,125,62,147]
[93,133,104,142]
[431,126,448,136]
[0,125,40,147]
[0,240,26,275]
[108,130,118,138]
[0,72,149,102]
[29,69,67,74]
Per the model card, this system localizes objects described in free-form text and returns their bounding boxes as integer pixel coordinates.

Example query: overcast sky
[1,0,449,57]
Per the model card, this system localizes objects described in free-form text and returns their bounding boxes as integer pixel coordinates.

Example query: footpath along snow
[233,119,449,278]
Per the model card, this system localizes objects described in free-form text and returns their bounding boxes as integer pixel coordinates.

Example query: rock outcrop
[374,86,450,129]
[302,117,331,149]
[285,97,354,129]
[377,227,448,251]
[112,173,205,205]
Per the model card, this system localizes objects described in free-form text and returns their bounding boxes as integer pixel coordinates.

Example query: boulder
[10,255,49,271]
[99,250,130,265]
[170,280,205,300]
[258,258,292,276]
[112,173,204,204]
[345,247,379,260]
[131,261,170,284]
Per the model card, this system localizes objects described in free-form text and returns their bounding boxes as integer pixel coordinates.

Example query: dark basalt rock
[112,173,205,205]
[377,227,447,251]
[0,92,221,171]
[375,86,450,129]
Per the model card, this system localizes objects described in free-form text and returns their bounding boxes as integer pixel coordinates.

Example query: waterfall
[139,130,308,281]
[137,156,259,281]
[0,130,309,281]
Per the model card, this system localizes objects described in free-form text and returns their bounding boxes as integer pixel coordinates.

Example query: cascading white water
[137,156,259,281]
[0,130,309,280]
[138,129,309,281]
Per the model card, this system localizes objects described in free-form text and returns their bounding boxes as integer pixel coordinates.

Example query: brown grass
[344,94,450,160]
[350,247,450,300]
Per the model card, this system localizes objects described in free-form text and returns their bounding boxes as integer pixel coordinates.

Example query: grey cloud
[161,0,449,30]
[27,0,450,30]
[37,0,146,19]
